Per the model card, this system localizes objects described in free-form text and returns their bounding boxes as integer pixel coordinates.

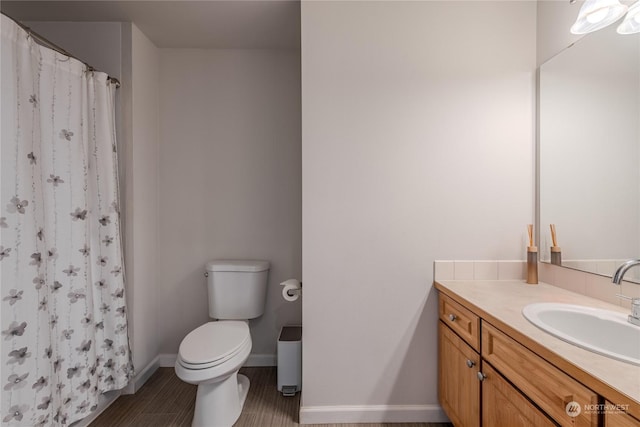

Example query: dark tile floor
[91,367,452,427]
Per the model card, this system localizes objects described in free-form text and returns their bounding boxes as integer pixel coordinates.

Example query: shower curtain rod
[2,12,121,88]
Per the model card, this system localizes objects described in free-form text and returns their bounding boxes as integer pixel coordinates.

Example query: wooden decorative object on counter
[550,224,562,266]
[527,224,538,284]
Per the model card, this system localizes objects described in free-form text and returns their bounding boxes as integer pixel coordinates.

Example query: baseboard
[298,404,449,424]
[123,355,160,394]
[159,353,177,368]
[158,353,276,368]
[246,353,277,367]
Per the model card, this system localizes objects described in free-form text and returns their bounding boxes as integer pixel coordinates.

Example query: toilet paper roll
[280,279,301,302]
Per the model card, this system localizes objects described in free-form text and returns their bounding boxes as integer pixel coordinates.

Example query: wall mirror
[538,24,640,283]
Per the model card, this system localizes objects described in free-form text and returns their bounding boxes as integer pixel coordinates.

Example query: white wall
[301,1,536,423]
[86,22,161,386]
[157,49,302,360]
[128,23,161,381]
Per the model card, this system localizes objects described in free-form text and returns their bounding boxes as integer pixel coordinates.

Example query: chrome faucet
[612,259,640,284]
[612,260,640,327]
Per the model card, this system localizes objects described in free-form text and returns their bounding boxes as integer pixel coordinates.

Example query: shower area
[1,2,302,425]
[1,13,135,427]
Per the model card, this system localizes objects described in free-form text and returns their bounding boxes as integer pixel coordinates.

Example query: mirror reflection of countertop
[434,279,640,419]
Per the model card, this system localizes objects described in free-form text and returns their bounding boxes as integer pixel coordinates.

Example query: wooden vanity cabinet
[439,293,480,350]
[438,293,482,426]
[438,321,480,427]
[481,362,556,427]
[438,291,610,427]
[604,402,640,427]
[438,318,555,427]
[482,322,598,427]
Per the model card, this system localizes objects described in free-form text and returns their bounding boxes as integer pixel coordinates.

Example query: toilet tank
[205,260,270,320]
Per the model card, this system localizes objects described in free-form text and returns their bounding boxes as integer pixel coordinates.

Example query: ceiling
[1,0,301,49]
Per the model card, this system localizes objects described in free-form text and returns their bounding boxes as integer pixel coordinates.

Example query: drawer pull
[466,359,476,368]
[448,314,457,322]
[477,372,486,381]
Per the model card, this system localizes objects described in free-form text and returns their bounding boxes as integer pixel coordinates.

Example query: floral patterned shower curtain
[1,15,131,426]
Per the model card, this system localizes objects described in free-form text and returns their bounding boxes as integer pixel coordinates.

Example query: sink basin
[522,303,640,366]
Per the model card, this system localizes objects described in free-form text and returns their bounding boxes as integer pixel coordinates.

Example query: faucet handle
[615,293,640,303]
[616,294,640,322]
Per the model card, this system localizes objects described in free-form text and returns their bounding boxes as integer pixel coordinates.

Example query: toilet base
[191,373,250,427]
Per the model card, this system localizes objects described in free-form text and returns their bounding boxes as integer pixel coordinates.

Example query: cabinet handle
[477,372,486,381]
[466,359,475,368]
[448,314,457,322]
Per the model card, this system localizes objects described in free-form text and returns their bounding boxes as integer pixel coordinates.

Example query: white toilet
[175,260,270,427]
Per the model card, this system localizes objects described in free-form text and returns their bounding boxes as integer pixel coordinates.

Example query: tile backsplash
[434,260,640,310]
[539,262,640,310]
[434,260,526,281]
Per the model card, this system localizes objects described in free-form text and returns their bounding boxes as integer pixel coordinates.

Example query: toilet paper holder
[285,285,301,297]
[280,279,302,301]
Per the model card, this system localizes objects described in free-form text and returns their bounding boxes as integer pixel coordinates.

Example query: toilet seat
[178,321,250,370]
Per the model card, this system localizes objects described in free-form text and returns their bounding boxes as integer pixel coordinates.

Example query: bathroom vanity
[435,280,640,427]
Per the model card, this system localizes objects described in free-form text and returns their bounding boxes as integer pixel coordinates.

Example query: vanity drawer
[481,321,598,427]
[439,293,480,351]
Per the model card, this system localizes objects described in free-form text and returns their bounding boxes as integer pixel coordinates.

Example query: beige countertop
[434,279,640,419]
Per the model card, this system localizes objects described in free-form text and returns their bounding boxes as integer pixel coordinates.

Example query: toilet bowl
[175,259,269,427]
[175,321,252,427]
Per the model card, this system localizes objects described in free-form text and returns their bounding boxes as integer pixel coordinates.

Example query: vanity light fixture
[617,1,640,34]
[570,0,628,34]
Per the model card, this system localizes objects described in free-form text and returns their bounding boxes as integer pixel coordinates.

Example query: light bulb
[586,8,609,23]
[571,0,628,34]
[617,0,640,34]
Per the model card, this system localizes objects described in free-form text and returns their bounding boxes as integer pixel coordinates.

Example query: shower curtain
[1,15,131,426]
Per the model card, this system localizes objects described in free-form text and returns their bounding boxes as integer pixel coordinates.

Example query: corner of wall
[535,0,585,66]
[127,22,162,374]
[118,21,136,367]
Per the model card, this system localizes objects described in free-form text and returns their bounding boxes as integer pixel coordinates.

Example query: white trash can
[277,326,302,396]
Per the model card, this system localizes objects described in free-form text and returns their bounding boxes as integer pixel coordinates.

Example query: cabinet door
[482,321,598,427]
[604,401,640,427]
[481,362,557,427]
[439,321,480,427]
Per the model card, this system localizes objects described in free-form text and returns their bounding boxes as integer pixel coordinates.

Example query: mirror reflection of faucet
[612,260,640,326]
[612,259,640,284]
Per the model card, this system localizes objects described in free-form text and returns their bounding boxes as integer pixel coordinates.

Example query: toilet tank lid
[206,260,270,272]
